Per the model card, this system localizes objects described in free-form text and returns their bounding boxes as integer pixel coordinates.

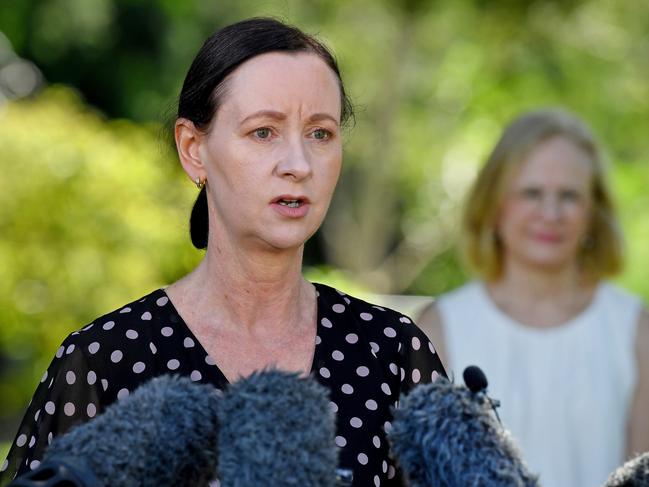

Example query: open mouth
[277,199,302,208]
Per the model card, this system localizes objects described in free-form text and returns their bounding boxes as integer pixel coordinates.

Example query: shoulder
[599,282,644,310]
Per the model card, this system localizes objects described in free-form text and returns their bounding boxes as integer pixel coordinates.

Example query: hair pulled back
[177,17,353,249]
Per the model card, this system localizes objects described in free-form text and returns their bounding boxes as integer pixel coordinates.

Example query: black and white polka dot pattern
[0,284,446,487]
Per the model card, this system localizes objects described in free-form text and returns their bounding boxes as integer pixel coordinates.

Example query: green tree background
[1,0,648,448]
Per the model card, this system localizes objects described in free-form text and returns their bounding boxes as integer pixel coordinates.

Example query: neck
[494,260,585,301]
[169,235,312,335]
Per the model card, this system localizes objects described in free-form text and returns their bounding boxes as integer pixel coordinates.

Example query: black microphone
[10,375,220,487]
[388,377,539,487]
[463,364,502,424]
[603,451,649,486]
[217,369,339,487]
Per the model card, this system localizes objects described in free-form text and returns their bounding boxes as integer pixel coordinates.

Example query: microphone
[10,375,221,487]
[603,451,649,486]
[217,369,339,487]
[463,365,502,424]
[388,377,539,487]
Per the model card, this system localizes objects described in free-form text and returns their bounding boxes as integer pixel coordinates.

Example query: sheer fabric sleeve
[0,333,104,486]
[397,315,447,396]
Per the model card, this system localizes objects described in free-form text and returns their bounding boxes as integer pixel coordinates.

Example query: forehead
[219,51,342,117]
[511,136,594,187]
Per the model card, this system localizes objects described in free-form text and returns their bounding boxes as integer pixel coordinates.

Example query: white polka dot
[16,434,27,447]
[319,367,331,379]
[47,432,53,444]
[387,465,396,479]
[87,403,97,417]
[335,436,347,447]
[1,459,8,472]
[360,312,373,321]
[321,318,333,328]
[356,366,370,377]
[117,388,129,400]
[183,337,195,348]
[332,350,344,361]
[55,346,64,358]
[329,401,338,413]
[341,384,354,394]
[65,371,76,385]
[45,402,55,415]
[64,402,75,416]
[103,321,115,330]
[384,421,392,433]
[332,304,345,313]
[190,370,202,382]
[156,296,169,306]
[66,344,76,355]
[400,368,405,381]
[350,417,363,428]
[357,453,369,465]
[101,379,108,391]
[370,342,379,354]
[381,383,392,395]
[365,399,378,411]
[411,336,421,350]
[110,350,123,363]
[161,326,173,337]
[34,410,40,421]
[344,297,351,304]
[373,305,386,311]
[88,342,100,354]
[383,327,396,338]
[372,435,381,448]
[374,475,381,486]
[29,460,41,470]
[133,362,146,374]
[432,370,440,382]
[149,342,157,354]
[87,371,97,385]
[126,329,138,339]
[40,370,48,383]
[429,342,436,354]
[399,316,411,324]
[119,307,131,313]
[205,355,216,365]
[141,312,152,320]
[382,460,388,473]
[345,333,359,344]
[412,369,421,383]
[82,324,94,331]
[167,359,180,370]
[389,363,398,375]
[315,335,322,345]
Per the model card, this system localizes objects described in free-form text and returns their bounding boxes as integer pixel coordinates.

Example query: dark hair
[177,17,354,249]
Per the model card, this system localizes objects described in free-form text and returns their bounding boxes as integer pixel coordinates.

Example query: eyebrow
[239,110,339,126]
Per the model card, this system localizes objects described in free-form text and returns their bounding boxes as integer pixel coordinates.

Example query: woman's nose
[276,137,312,181]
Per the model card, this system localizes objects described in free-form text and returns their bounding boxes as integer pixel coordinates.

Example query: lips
[270,195,311,218]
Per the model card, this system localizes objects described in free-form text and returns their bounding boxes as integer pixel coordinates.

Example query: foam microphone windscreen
[388,378,539,487]
[604,452,649,487]
[217,369,338,487]
[43,375,220,487]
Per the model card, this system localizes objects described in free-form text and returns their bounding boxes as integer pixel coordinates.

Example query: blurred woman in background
[418,109,649,487]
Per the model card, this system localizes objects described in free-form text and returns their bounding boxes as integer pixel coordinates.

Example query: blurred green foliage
[1,0,648,433]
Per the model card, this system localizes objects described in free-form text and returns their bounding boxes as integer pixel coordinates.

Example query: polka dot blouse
[0,283,446,487]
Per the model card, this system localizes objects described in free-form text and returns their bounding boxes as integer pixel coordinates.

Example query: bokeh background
[1,0,648,453]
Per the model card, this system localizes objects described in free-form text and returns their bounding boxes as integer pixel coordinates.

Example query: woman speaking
[1,18,446,487]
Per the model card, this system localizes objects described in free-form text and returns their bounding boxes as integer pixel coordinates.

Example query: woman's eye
[312,129,331,140]
[520,188,542,199]
[254,128,272,139]
[559,190,580,202]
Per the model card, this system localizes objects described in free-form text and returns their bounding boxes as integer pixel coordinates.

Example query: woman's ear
[175,118,207,182]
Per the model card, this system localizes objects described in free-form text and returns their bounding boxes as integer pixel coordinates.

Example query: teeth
[279,199,300,208]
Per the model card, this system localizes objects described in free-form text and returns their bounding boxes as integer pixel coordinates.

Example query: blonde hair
[462,108,623,282]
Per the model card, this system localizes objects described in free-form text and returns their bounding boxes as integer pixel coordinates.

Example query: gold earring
[195,176,205,189]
